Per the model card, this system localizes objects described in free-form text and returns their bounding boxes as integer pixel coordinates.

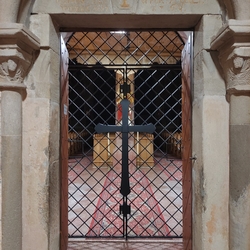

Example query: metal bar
[68,64,182,70]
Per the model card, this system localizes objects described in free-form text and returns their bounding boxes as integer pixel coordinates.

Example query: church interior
[66,30,187,248]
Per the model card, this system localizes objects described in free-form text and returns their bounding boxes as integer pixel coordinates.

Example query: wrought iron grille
[67,31,184,239]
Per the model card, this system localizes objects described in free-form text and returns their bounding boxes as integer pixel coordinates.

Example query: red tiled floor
[68,239,183,250]
[68,136,183,242]
[68,156,183,237]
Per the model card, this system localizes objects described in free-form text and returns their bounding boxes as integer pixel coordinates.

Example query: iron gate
[67,31,184,239]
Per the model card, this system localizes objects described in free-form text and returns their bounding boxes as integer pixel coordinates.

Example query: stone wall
[193,15,229,250]
[22,14,61,250]
[1,0,250,249]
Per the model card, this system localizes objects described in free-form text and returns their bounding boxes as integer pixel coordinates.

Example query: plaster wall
[22,14,61,250]
[34,0,221,15]
[192,15,229,250]
[33,0,222,29]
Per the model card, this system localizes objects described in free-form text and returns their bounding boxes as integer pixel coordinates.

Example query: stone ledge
[0,23,40,52]
[227,85,250,95]
[0,23,40,85]
[210,19,250,51]
[0,81,26,91]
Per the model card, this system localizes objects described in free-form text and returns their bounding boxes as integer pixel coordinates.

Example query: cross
[95,98,155,197]
[95,98,155,239]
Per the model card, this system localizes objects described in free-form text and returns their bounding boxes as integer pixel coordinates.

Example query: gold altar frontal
[93,133,154,167]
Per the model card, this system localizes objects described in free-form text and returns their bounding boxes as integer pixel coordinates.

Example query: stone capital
[211,20,250,96]
[0,23,40,90]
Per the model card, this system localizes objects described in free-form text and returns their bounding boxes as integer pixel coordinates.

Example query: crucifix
[95,82,155,238]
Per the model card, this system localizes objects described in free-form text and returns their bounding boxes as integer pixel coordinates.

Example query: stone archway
[3,0,245,249]
[50,12,228,250]
[50,13,227,249]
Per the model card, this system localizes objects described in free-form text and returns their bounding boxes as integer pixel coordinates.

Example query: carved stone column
[211,20,250,250]
[0,23,39,250]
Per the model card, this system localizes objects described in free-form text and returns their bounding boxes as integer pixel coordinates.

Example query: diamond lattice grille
[67,31,184,239]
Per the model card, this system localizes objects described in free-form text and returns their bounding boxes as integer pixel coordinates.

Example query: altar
[93,132,154,167]
[92,71,155,167]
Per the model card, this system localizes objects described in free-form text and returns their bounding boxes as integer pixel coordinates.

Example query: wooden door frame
[181,33,193,250]
[60,35,69,250]
[59,28,193,250]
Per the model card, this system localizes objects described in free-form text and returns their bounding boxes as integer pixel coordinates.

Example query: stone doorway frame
[63,29,188,243]
[59,24,193,249]
[53,14,228,250]
[8,12,229,250]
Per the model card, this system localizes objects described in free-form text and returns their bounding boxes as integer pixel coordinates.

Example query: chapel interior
[65,30,185,249]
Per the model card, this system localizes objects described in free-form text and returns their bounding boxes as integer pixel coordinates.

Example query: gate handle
[189,156,197,160]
